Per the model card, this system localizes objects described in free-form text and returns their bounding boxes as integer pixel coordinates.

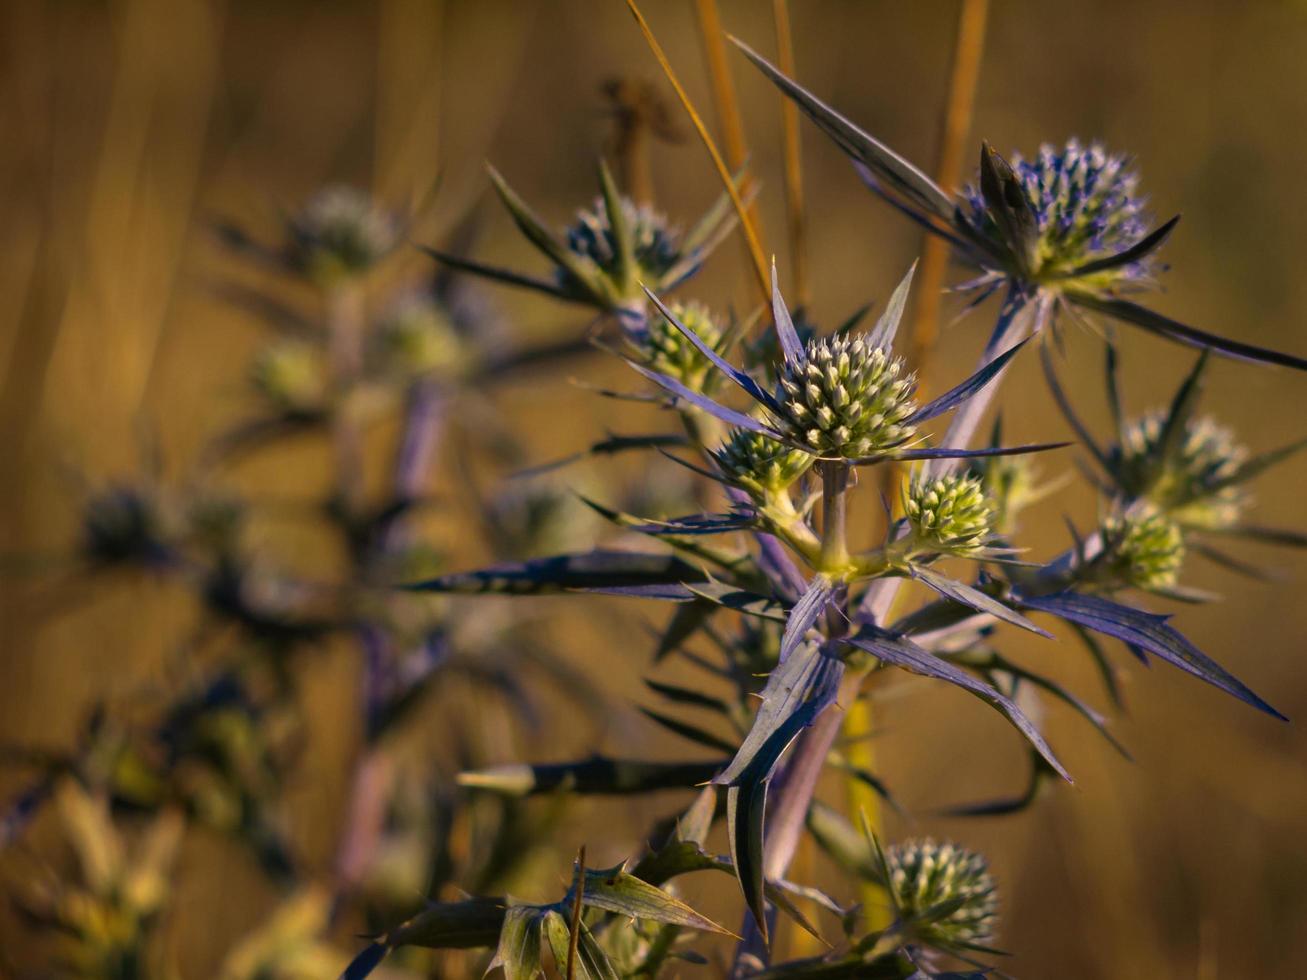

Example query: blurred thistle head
[428,161,736,319]
[250,339,328,416]
[1115,410,1247,529]
[711,427,814,501]
[81,484,170,568]
[1098,509,1186,590]
[775,334,917,459]
[634,299,726,392]
[886,838,998,950]
[285,185,399,285]
[371,293,464,379]
[904,473,994,557]
[965,139,1157,289]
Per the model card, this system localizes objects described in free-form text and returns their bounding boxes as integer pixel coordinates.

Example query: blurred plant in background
[5,2,1307,979]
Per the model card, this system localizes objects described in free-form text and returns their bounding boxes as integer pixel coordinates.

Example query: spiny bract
[639,300,725,392]
[286,186,399,283]
[886,838,998,948]
[711,427,814,499]
[774,335,917,458]
[1101,510,1186,590]
[1116,411,1248,529]
[967,139,1153,286]
[905,474,994,556]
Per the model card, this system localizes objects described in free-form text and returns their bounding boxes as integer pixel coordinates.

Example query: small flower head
[633,299,725,391]
[775,335,917,459]
[973,452,1039,536]
[250,340,327,415]
[285,186,399,284]
[562,195,681,293]
[1100,510,1185,590]
[905,474,994,556]
[886,838,998,949]
[371,294,463,378]
[967,139,1154,287]
[1115,411,1248,529]
[711,428,814,500]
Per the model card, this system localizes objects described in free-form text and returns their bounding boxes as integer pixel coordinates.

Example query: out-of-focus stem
[771,0,808,308]
[605,78,656,206]
[326,281,367,516]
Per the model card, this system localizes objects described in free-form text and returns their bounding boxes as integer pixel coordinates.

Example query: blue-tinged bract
[561,195,682,295]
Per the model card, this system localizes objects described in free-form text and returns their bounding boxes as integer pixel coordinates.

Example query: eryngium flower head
[711,428,814,499]
[285,186,399,284]
[775,335,917,458]
[250,340,327,415]
[635,299,725,391]
[82,486,170,568]
[905,474,994,556]
[1101,510,1185,590]
[972,452,1038,536]
[371,295,463,378]
[966,139,1153,286]
[562,195,681,294]
[1115,411,1247,529]
[886,839,998,948]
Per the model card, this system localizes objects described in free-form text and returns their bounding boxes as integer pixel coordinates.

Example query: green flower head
[887,838,998,949]
[774,335,917,459]
[1100,510,1185,590]
[371,295,463,378]
[250,340,327,415]
[637,299,726,392]
[905,474,994,556]
[1116,411,1247,529]
[711,427,814,500]
[285,186,399,284]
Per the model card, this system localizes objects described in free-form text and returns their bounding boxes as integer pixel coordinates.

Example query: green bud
[774,336,917,459]
[711,428,814,500]
[250,340,327,414]
[904,474,994,556]
[887,838,998,948]
[371,295,463,378]
[1099,510,1185,590]
[1117,411,1247,529]
[639,300,725,392]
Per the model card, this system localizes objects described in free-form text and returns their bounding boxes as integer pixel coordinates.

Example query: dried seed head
[286,186,399,283]
[636,300,725,391]
[250,340,327,415]
[371,295,463,378]
[1101,510,1185,590]
[774,335,917,458]
[967,139,1155,286]
[711,428,814,499]
[560,195,682,293]
[887,838,999,948]
[905,474,994,556]
[1117,411,1248,529]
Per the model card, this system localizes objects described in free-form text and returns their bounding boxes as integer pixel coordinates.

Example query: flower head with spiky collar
[1098,510,1186,591]
[886,838,999,949]
[905,473,995,557]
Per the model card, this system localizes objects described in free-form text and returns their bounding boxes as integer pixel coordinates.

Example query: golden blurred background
[3,1,1307,977]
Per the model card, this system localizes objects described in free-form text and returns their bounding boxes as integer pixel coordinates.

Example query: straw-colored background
[3,1,1306,977]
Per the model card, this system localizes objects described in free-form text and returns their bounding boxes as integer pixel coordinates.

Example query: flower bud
[286,186,398,284]
[1100,510,1185,590]
[966,139,1154,287]
[371,295,463,378]
[560,195,681,299]
[886,838,998,948]
[636,300,725,392]
[774,336,917,458]
[905,474,994,556]
[1117,411,1247,529]
[711,428,814,500]
[250,340,327,415]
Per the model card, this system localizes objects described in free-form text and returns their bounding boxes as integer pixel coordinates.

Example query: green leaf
[579,867,737,936]
[907,565,1050,638]
[1060,214,1181,280]
[978,142,1038,272]
[489,905,544,980]
[458,757,723,797]
[419,247,574,303]
[727,780,769,942]
[640,708,738,754]
[405,550,707,595]
[542,911,621,980]
[644,678,731,716]
[597,158,636,295]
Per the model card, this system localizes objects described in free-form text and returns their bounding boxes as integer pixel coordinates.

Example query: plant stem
[326,281,367,516]
[818,461,850,573]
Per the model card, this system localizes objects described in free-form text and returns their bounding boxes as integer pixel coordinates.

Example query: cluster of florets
[636,300,725,391]
[560,196,682,291]
[905,474,994,556]
[886,839,998,948]
[250,340,327,415]
[1100,510,1185,590]
[370,294,463,378]
[966,139,1154,285]
[1116,411,1248,528]
[774,335,917,458]
[285,186,399,283]
[711,428,814,500]
[973,452,1038,536]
